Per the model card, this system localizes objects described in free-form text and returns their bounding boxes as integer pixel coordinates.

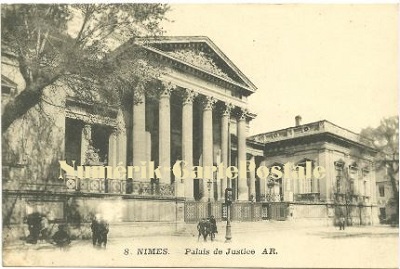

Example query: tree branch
[2,88,42,133]
[75,5,94,45]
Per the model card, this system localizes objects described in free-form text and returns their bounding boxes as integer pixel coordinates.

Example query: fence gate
[184,201,262,222]
[184,201,224,223]
[267,203,288,221]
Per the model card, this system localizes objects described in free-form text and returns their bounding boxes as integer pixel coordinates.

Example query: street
[3,222,398,268]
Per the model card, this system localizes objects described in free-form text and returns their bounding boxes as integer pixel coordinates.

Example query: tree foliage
[1,4,170,133]
[361,116,399,223]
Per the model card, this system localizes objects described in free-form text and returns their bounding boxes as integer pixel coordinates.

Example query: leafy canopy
[1,4,170,133]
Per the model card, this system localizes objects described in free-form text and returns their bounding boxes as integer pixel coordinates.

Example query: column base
[200,197,209,202]
[175,182,185,198]
[237,192,249,201]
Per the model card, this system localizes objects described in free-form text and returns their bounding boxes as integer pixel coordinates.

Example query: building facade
[376,167,398,223]
[2,36,381,241]
[2,36,266,237]
[249,116,380,225]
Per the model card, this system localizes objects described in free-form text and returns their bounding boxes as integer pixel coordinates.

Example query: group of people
[25,212,109,248]
[26,212,70,247]
[91,215,109,248]
[197,215,218,241]
[26,212,50,244]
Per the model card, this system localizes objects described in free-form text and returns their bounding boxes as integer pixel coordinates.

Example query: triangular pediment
[137,36,257,93]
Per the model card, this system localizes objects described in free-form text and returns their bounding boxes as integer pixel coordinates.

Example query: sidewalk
[3,222,398,267]
[4,221,398,249]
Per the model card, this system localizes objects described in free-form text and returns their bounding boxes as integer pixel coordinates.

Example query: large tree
[1,4,169,133]
[361,116,399,224]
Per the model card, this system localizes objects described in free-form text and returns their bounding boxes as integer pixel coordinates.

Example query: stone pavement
[3,221,398,268]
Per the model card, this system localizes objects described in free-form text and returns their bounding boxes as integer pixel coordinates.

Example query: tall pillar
[237,108,249,201]
[249,155,256,201]
[202,96,216,202]
[182,89,197,199]
[159,82,174,184]
[220,103,233,199]
[259,159,266,201]
[108,131,118,167]
[116,109,127,167]
[146,131,151,163]
[81,124,91,165]
[132,91,146,180]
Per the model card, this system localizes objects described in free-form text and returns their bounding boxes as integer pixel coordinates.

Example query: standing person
[209,215,217,241]
[209,215,217,234]
[339,215,346,230]
[97,218,109,248]
[26,212,41,244]
[91,215,99,247]
[40,215,49,242]
[197,218,207,241]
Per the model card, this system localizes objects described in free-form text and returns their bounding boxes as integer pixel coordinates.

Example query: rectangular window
[379,185,385,197]
[2,86,11,95]
[65,118,83,166]
[380,208,386,220]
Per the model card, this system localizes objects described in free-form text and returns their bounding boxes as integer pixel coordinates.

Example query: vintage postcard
[1,3,399,268]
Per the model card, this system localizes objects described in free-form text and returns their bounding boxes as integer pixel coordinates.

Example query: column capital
[159,81,176,98]
[134,83,146,104]
[221,102,234,117]
[182,88,198,105]
[202,95,216,111]
[82,124,92,140]
[236,107,249,121]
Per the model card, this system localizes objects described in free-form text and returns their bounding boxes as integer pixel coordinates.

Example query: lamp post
[225,187,233,243]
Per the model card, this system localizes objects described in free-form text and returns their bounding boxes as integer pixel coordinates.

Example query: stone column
[220,103,233,199]
[182,89,197,199]
[132,91,146,180]
[159,82,174,184]
[108,131,118,167]
[146,131,152,164]
[202,96,216,202]
[312,177,319,194]
[249,155,256,201]
[116,109,127,167]
[81,124,91,165]
[259,159,266,201]
[237,108,249,201]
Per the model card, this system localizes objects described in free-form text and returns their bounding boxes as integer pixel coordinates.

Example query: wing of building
[249,116,380,225]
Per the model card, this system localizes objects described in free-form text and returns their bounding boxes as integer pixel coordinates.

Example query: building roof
[1,74,17,88]
[249,120,376,150]
[114,36,257,95]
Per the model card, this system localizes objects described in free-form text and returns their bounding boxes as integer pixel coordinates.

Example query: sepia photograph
[1,2,399,268]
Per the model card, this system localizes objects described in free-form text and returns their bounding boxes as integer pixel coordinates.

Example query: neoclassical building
[249,116,380,225]
[2,36,380,234]
[2,36,264,232]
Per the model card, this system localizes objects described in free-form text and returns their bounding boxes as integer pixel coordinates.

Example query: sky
[161,4,398,135]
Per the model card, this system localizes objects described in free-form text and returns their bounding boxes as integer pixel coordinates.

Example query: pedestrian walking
[339,215,346,230]
[91,215,99,247]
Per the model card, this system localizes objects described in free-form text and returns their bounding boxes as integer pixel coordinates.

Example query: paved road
[3,222,398,268]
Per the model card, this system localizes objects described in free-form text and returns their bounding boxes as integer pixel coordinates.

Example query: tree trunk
[2,88,42,134]
[389,173,399,224]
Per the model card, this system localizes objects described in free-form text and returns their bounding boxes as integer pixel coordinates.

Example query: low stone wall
[288,202,379,226]
[2,191,185,243]
[3,191,185,224]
